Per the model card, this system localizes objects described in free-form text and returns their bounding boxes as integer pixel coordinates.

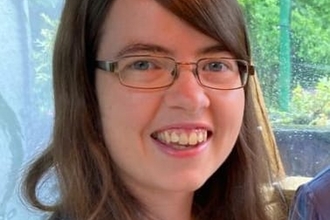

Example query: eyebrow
[115,43,229,58]
[197,44,229,56]
[115,43,173,57]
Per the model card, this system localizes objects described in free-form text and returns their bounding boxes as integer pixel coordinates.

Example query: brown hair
[23,0,280,219]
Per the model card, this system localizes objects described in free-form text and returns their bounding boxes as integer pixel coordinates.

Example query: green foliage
[270,77,330,127]
[239,0,330,127]
[291,2,330,64]
[239,0,281,106]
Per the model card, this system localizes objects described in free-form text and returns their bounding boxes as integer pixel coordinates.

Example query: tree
[239,0,330,125]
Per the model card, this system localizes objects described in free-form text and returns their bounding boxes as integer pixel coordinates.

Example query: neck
[136,189,195,220]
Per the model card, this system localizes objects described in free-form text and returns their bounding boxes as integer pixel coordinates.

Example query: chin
[164,171,214,192]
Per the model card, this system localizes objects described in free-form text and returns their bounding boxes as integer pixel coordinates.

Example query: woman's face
[96,0,245,198]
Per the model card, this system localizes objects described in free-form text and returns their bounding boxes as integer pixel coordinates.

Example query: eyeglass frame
[95,55,255,90]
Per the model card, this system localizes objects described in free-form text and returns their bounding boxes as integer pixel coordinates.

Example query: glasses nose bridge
[174,61,199,77]
[176,61,197,69]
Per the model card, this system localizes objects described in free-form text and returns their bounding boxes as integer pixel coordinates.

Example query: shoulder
[289,166,330,220]
[306,166,330,194]
[296,166,330,199]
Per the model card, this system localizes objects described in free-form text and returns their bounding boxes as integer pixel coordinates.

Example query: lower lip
[152,139,209,158]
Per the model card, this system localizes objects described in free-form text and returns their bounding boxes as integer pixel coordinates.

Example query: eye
[203,61,229,72]
[131,60,155,70]
[119,56,172,74]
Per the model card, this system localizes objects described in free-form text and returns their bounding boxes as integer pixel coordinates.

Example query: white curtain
[0,0,63,219]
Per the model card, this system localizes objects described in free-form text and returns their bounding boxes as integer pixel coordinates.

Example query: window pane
[240,0,330,177]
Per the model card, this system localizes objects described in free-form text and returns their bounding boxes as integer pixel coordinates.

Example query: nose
[163,64,210,114]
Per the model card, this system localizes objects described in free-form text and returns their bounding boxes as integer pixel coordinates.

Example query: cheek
[96,79,144,169]
[96,73,162,144]
[100,94,161,134]
[211,90,245,147]
[214,90,245,122]
[96,73,141,126]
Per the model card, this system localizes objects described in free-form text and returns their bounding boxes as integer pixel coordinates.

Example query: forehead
[97,0,225,59]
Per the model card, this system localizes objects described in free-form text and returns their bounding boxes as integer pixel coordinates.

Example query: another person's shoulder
[306,166,330,194]
[289,166,330,220]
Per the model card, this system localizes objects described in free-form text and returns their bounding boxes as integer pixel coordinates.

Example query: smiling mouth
[151,129,211,149]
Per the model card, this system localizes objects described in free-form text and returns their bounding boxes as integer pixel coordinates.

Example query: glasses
[95,55,254,90]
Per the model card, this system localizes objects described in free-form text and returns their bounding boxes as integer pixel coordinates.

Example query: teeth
[189,132,198,145]
[198,132,204,143]
[178,133,188,145]
[155,129,208,146]
[165,131,171,143]
[171,132,180,143]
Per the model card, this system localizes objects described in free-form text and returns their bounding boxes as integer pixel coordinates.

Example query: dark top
[289,166,330,220]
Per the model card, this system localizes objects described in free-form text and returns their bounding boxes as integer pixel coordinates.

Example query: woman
[23,0,283,219]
